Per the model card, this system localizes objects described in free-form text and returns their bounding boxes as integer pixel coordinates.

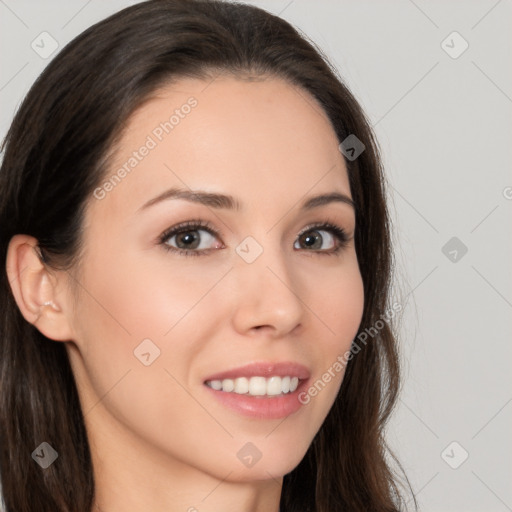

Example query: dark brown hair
[0,1,415,510]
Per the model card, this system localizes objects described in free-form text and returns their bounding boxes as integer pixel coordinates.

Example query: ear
[5,234,74,341]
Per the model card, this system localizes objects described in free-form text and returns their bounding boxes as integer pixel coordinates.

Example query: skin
[7,75,364,512]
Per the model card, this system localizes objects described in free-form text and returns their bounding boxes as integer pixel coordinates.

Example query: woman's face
[65,75,364,482]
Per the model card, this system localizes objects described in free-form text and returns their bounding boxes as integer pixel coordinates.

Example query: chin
[224,443,311,483]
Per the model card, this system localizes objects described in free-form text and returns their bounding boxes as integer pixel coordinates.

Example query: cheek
[69,252,236,473]
[76,242,230,339]
[69,244,232,417]
[296,254,364,410]
[307,253,365,350]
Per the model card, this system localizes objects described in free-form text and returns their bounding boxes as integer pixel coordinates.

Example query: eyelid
[158,219,222,243]
[297,220,351,240]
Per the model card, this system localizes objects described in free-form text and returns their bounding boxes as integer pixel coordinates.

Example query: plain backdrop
[1,1,511,511]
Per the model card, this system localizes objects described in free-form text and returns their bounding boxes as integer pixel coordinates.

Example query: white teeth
[206,375,302,396]
[249,376,267,396]
[266,376,282,396]
[210,380,222,391]
[281,376,291,393]
[222,379,234,392]
[234,377,249,394]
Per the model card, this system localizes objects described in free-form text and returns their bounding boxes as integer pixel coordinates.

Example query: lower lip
[203,380,309,419]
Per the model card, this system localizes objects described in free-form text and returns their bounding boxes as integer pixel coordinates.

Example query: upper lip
[203,361,311,382]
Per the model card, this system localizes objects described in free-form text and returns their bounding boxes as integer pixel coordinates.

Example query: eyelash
[158,218,351,257]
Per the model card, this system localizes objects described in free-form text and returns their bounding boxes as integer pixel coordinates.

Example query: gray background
[1,1,511,510]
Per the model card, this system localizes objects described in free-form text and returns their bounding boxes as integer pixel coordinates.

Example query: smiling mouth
[205,375,300,397]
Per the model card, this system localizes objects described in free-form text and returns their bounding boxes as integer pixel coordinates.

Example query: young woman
[0,1,414,510]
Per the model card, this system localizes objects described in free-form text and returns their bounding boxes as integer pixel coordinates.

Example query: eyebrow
[139,187,355,212]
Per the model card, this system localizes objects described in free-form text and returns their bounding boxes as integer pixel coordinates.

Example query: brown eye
[295,228,336,251]
[293,222,350,255]
[165,228,218,251]
[159,220,225,256]
[174,230,201,249]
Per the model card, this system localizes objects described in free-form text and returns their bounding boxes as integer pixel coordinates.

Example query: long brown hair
[0,1,415,510]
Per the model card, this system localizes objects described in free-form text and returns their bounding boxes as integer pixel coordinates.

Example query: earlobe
[5,234,74,341]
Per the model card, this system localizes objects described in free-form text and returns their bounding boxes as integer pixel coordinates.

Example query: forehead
[89,75,351,220]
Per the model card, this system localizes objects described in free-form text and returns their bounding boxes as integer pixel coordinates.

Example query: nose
[230,243,305,338]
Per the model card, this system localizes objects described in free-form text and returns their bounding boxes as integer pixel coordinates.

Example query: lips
[202,361,311,419]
